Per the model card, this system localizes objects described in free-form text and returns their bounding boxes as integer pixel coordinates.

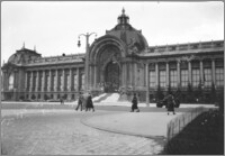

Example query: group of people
[130,92,176,115]
[74,91,176,114]
[75,92,95,112]
[163,92,176,115]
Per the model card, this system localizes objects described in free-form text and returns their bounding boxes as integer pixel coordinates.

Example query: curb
[80,114,166,140]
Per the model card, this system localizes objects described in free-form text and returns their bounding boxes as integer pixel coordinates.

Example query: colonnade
[144,58,223,104]
[88,58,223,95]
[25,67,83,93]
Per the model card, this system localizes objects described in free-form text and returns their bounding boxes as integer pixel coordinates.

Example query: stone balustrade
[148,40,224,54]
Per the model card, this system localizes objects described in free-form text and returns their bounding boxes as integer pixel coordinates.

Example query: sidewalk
[81,111,182,139]
[81,104,216,139]
[2,101,217,108]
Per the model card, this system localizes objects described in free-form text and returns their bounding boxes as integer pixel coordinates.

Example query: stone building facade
[1,9,224,103]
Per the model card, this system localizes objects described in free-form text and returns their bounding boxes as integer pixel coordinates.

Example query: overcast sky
[1,1,224,64]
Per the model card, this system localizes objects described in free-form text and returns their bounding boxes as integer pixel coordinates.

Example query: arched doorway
[105,61,120,92]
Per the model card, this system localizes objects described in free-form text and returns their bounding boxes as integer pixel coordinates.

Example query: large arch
[89,35,127,64]
[88,35,126,91]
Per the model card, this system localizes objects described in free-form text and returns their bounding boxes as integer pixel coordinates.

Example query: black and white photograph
[1,1,224,155]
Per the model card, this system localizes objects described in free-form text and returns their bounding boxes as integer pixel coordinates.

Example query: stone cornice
[25,54,85,66]
[138,46,224,58]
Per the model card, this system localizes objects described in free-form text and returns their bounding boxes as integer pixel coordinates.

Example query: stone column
[93,65,97,89]
[177,61,181,88]
[29,71,33,92]
[89,65,92,89]
[166,62,170,89]
[42,70,45,91]
[125,63,127,91]
[129,63,132,89]
[36,71,39,92]
[212,59,216,87]
[122,63,126,88]
[155,63,159,89]
[145,63,150,106]
[77,68,80,91]
[134,63,137,90]
[2,71,8,91]
[188,61,192,84]
[70,68,73,91]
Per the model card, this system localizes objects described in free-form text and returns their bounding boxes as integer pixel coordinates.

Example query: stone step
[101,93,120,102]
[92,93,107,102]
[93,93,112,103]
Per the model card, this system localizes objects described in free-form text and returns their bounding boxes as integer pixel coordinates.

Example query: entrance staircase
[93,93,120,103]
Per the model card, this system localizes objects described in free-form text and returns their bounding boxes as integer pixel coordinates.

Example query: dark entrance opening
[105,61,120,92]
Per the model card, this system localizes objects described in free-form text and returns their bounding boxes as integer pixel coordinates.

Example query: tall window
[66,74,70,91]
[33,73,36,91]
[44,71,48,91]
[149,64,155,89]
[58,73,62,91]
[170,70,177,88]
[54,72,58,91]
[42,72,45,90]
[74,74,78,90]
[159,63,166,89]
[39,73,42,91]
[169,63,177,88]
[203,60,212,90]
[192,61,200,88]
[52,74,55,91]
[180,61,188,89]
[26,72,30,91]
[81,74,85,90]
[46,74,50,91]
[204,69,212,89]
[30,73,33,91]
[215,59,224,88]
[8,73,14,90]
[60,74,64,91]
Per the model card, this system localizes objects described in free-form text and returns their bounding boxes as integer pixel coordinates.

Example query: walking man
[60,97,64,105]
[75,92,83,111]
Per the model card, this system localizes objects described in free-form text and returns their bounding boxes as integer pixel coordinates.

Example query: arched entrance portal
[105,61,120,92]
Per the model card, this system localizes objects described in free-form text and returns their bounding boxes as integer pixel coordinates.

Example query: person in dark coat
[163,92,176,115]
[60,97,64,105]
[130,93,140,112]
[75,93,83,111]
[86,92,95,112]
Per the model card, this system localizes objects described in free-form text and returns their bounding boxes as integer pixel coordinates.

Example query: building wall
[1,41,224,103]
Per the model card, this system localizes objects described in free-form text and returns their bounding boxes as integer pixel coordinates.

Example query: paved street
[1,108,164,155]
[1,102,216,155]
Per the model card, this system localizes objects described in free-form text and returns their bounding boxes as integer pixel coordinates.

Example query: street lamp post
[77,32,97,91]
[132,51,135,93]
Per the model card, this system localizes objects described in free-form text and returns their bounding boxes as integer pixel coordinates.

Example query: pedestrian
[130,93,140,112]
[163,92,176,115]
[60,97,64,105]
[75,92,83,111]
[86,92,95,112]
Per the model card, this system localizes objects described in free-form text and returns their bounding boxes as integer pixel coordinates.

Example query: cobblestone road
[1,110,164,155]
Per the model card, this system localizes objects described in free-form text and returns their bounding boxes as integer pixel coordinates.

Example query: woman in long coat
[85,92,95,112]
[131,93,140,112]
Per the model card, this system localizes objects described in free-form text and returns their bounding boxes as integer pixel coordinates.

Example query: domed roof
[8,46,41,64]
[106,8,148,52]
